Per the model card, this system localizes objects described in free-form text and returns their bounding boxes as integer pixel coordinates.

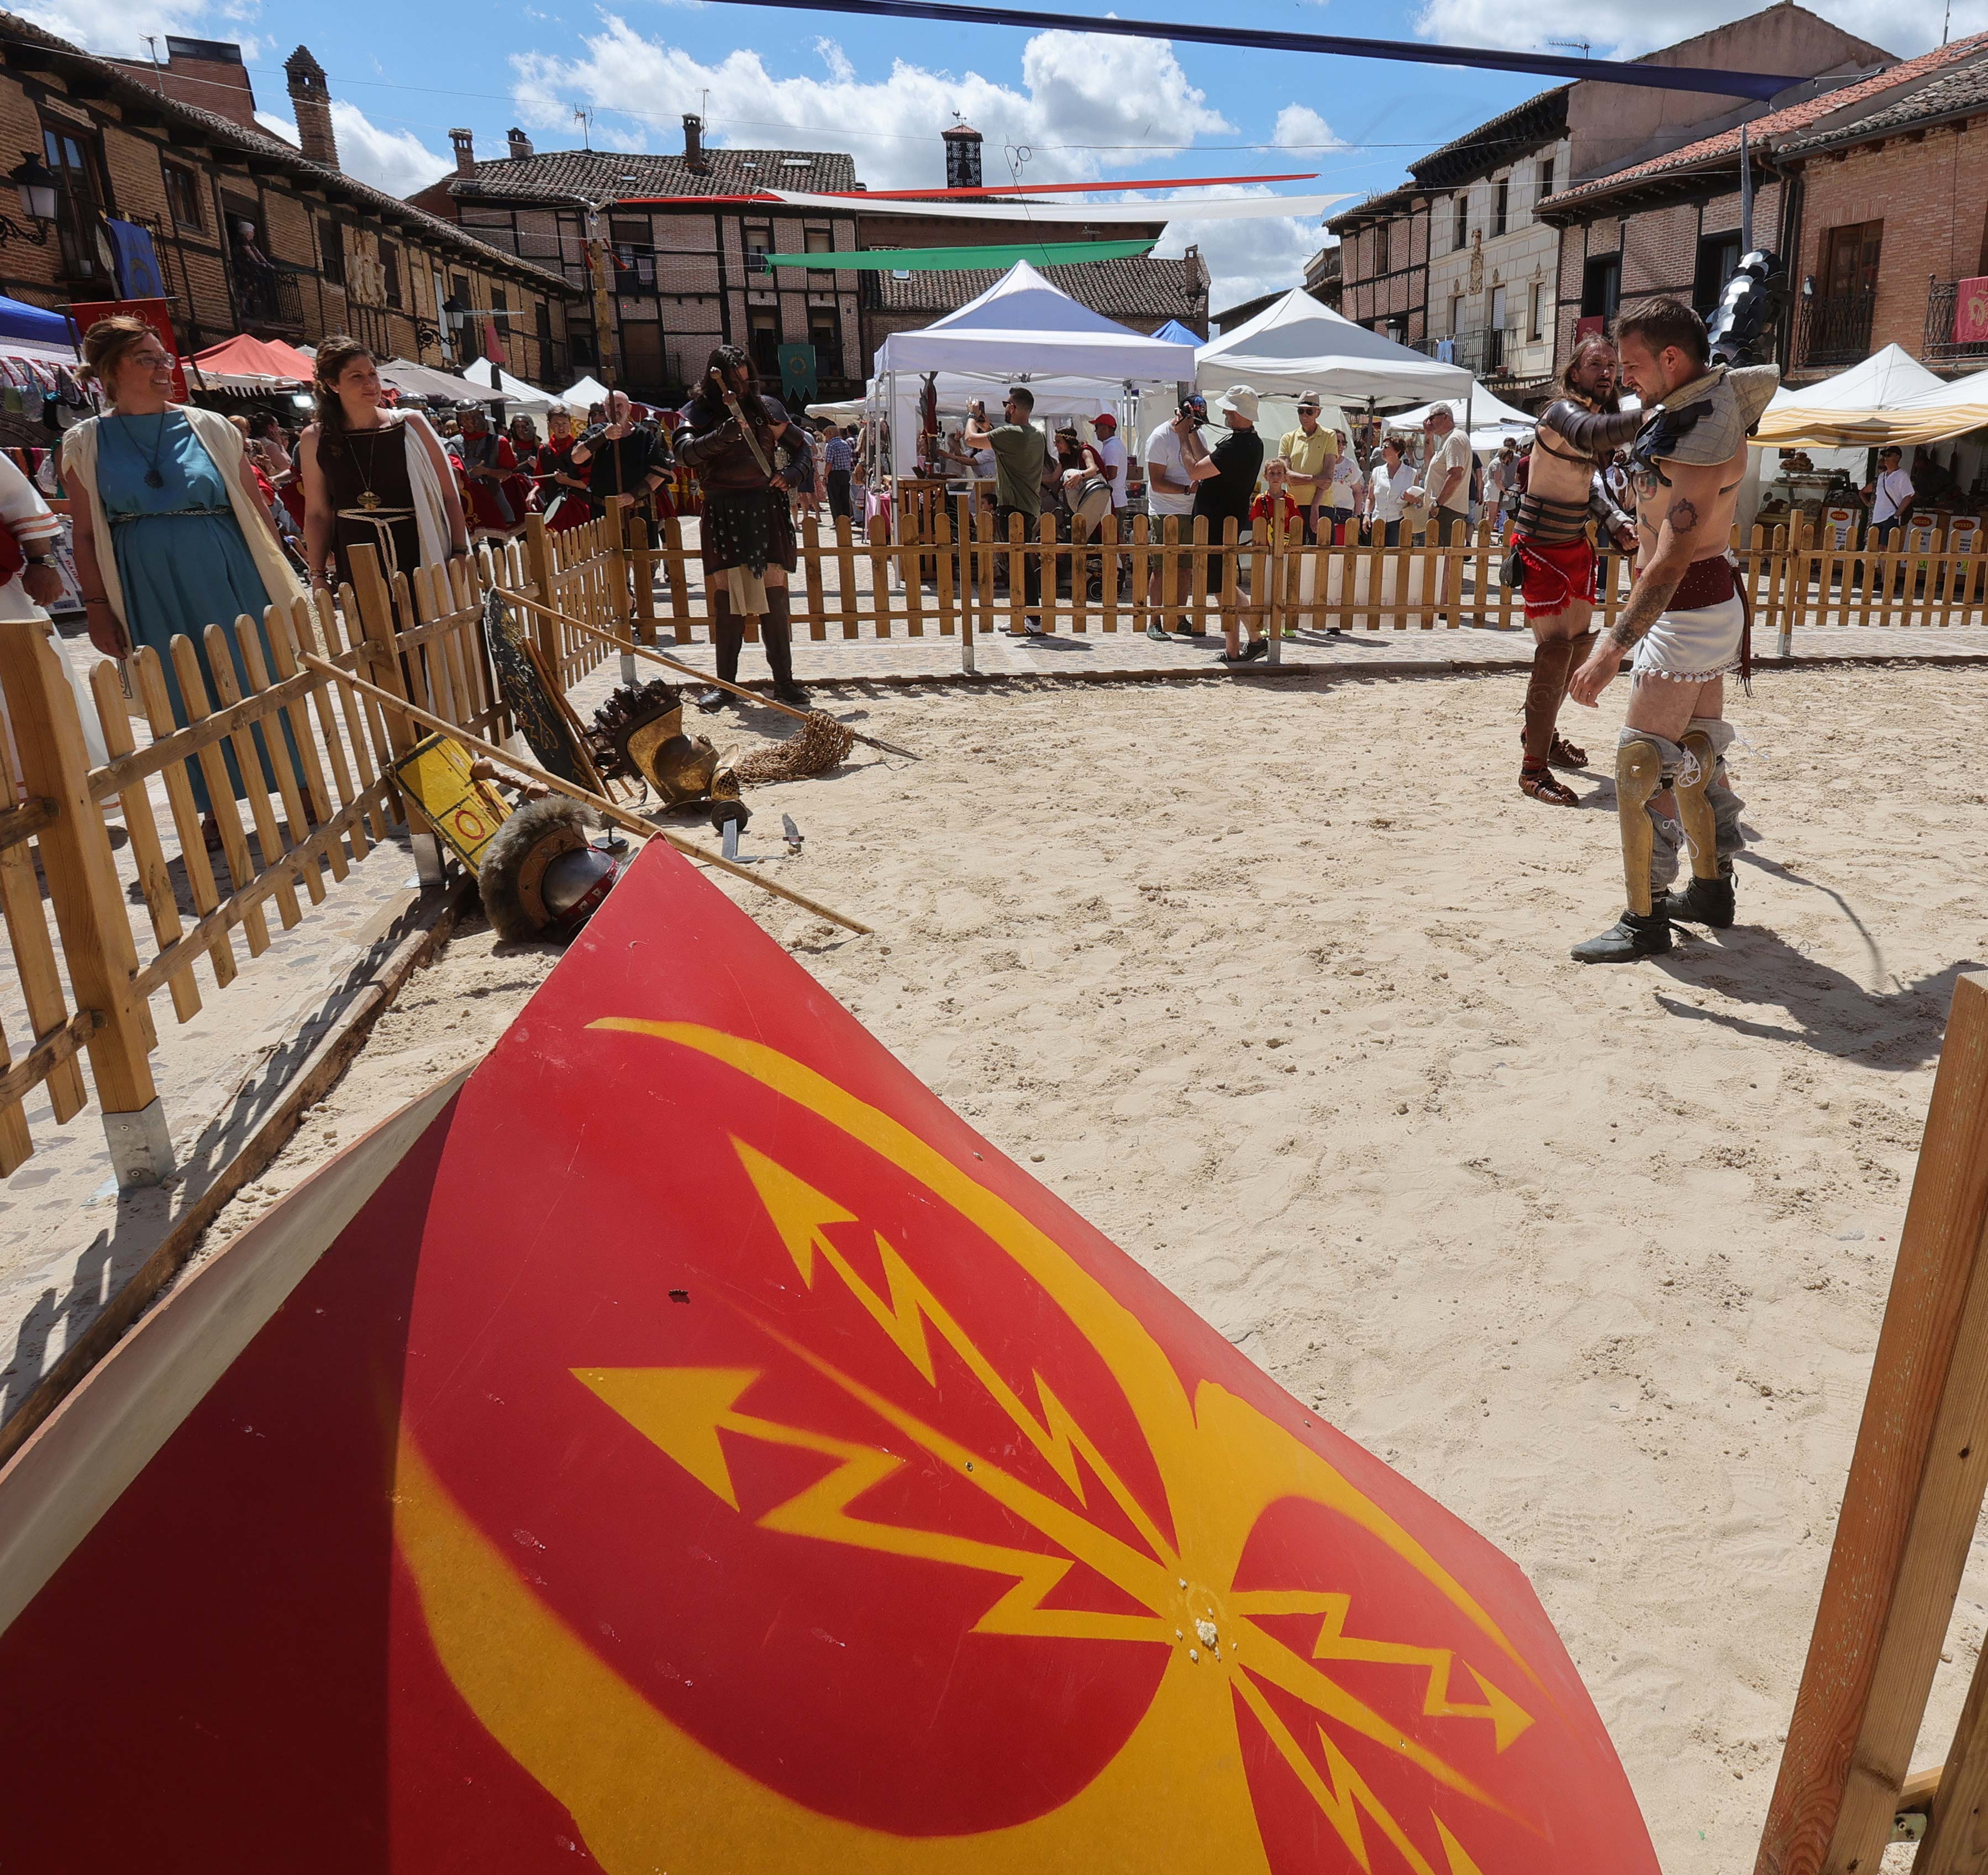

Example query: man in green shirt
[965,385,1047,633]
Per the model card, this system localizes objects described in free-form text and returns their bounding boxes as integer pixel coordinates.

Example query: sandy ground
[191,661,1988,1873]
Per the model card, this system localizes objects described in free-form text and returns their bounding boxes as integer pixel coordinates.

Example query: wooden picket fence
[0,537,535,1189]
[595,502,1985,664]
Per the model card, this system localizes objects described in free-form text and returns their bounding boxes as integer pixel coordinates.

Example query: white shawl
[391,409,454,572]
[61,402,306,632]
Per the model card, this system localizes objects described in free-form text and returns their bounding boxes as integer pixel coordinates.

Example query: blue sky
[38,0,1984,308]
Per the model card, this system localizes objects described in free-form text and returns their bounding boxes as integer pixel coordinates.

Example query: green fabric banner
[762,238,1156,271]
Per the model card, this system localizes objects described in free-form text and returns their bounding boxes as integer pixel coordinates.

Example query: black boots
[762,587,808,707]
[701,589,808,708]
[1570,909,1673,964]
[1661,868,1737,928]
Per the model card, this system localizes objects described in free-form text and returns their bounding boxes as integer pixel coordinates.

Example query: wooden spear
[498,588,919,760]
[295,650,872,936]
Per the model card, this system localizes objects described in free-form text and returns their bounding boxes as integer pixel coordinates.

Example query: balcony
[1796,288,1876,369]
[1924,277,1988,367]
[235,265,305,336]
[1418,327,1510,377]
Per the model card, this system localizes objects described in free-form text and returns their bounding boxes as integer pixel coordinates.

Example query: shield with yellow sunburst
[0,841,1658,1874]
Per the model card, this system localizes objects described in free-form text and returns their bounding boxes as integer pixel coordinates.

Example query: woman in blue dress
[65,316,306,839]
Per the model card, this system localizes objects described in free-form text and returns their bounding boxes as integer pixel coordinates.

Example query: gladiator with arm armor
[1508,338,1642,805]
[673,344,811,710]
[1565,296,1780,964]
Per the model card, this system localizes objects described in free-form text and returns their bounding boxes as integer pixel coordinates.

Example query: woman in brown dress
[298,337,468,596]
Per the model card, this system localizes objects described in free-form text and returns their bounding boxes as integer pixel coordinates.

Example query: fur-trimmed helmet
[477,796,622,942]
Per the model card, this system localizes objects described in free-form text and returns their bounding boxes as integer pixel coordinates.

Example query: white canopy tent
[872,260,1198,481]
[1752,344,1949,448]
[378,358,497,405]
[1393,383,1538,454]
[1195,291,1473,405]
[559,373,613,414]
[1894,367,1988,436]
[461,357,562,414]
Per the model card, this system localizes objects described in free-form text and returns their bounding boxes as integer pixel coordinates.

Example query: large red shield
[0,841,1658,1873]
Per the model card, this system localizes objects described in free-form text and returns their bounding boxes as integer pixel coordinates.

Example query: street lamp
[0,153,55,247]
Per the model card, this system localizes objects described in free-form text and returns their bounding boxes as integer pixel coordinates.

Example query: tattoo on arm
[1609,575,1679,649]
[1665,494,1700,533]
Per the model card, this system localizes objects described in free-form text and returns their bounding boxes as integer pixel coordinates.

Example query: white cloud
[1144,186,1328,317]
[1272,104,1346,151]
[1413,0,1986,60]
[256,101,452,198]
[510,17,1229,188]
[14,0,267,58]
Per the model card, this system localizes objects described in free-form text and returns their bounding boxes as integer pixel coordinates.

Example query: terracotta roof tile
[1539,30,1988,211]
[450,146,859,203]
[1777,50,1988,151]
[872,255,1202,322]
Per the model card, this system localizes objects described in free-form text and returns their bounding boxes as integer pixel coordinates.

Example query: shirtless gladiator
[1565,296,1779,964]
[1508,338,1640,805]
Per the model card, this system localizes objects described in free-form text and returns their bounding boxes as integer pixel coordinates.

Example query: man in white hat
[1278,391,1336,544]
[1197,385,1266,663]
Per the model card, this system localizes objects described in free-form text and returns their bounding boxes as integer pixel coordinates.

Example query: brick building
[1329,4,1893,397]
[1417,89,1571,401]
[406,117,867,403]
[0,15,578,381]
[1538,34,1987,382]
[1327,184,1433,348]
[1771,40,1988,379]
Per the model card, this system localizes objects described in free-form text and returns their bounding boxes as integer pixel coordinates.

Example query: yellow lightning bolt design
[575,1125,1528,1871]
[1228,1590,1534,1752]
[574,1363,1168,1646]
[733,1138,1175,1569]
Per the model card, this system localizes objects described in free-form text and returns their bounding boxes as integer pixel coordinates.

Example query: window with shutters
[161,160,203,232]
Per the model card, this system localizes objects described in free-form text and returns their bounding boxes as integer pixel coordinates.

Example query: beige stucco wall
[1426,136,1568,382]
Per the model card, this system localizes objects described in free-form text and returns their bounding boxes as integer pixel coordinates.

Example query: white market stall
[461,357,562,415]
[1195,290,1472,407]
[1190,296,1478,634]
[871,260,1197,496]
[1393,382,1538,453]
[1752,344,1949,448]
[559,373,613,414]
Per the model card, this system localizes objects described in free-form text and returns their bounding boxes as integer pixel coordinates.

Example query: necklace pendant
[360,490,381,510]
[143,468,165,489]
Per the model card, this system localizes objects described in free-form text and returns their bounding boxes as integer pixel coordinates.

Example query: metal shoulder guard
[1543,401,1644,460]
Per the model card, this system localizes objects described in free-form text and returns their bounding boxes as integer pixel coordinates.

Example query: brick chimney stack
[450,128,475,176]
[507,126,534,161]
[283,46,338,171]
[683,113,708,175]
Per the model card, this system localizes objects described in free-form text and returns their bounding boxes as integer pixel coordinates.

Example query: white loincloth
[1632,591,1744,685]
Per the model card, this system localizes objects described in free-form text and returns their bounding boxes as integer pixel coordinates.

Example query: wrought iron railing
[1924,277,1988,366]
[1797,289,1877,369]
[234,265,305,333]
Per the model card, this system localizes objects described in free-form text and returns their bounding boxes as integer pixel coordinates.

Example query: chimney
[283,45,338,171]
[507,126,534,161]
[942,119,983,190]
[683,113,707,175]
[450,128,475,177]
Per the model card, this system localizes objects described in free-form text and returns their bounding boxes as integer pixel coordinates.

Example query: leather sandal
[1548,733,1588,769]
[1519,765,1579,806]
